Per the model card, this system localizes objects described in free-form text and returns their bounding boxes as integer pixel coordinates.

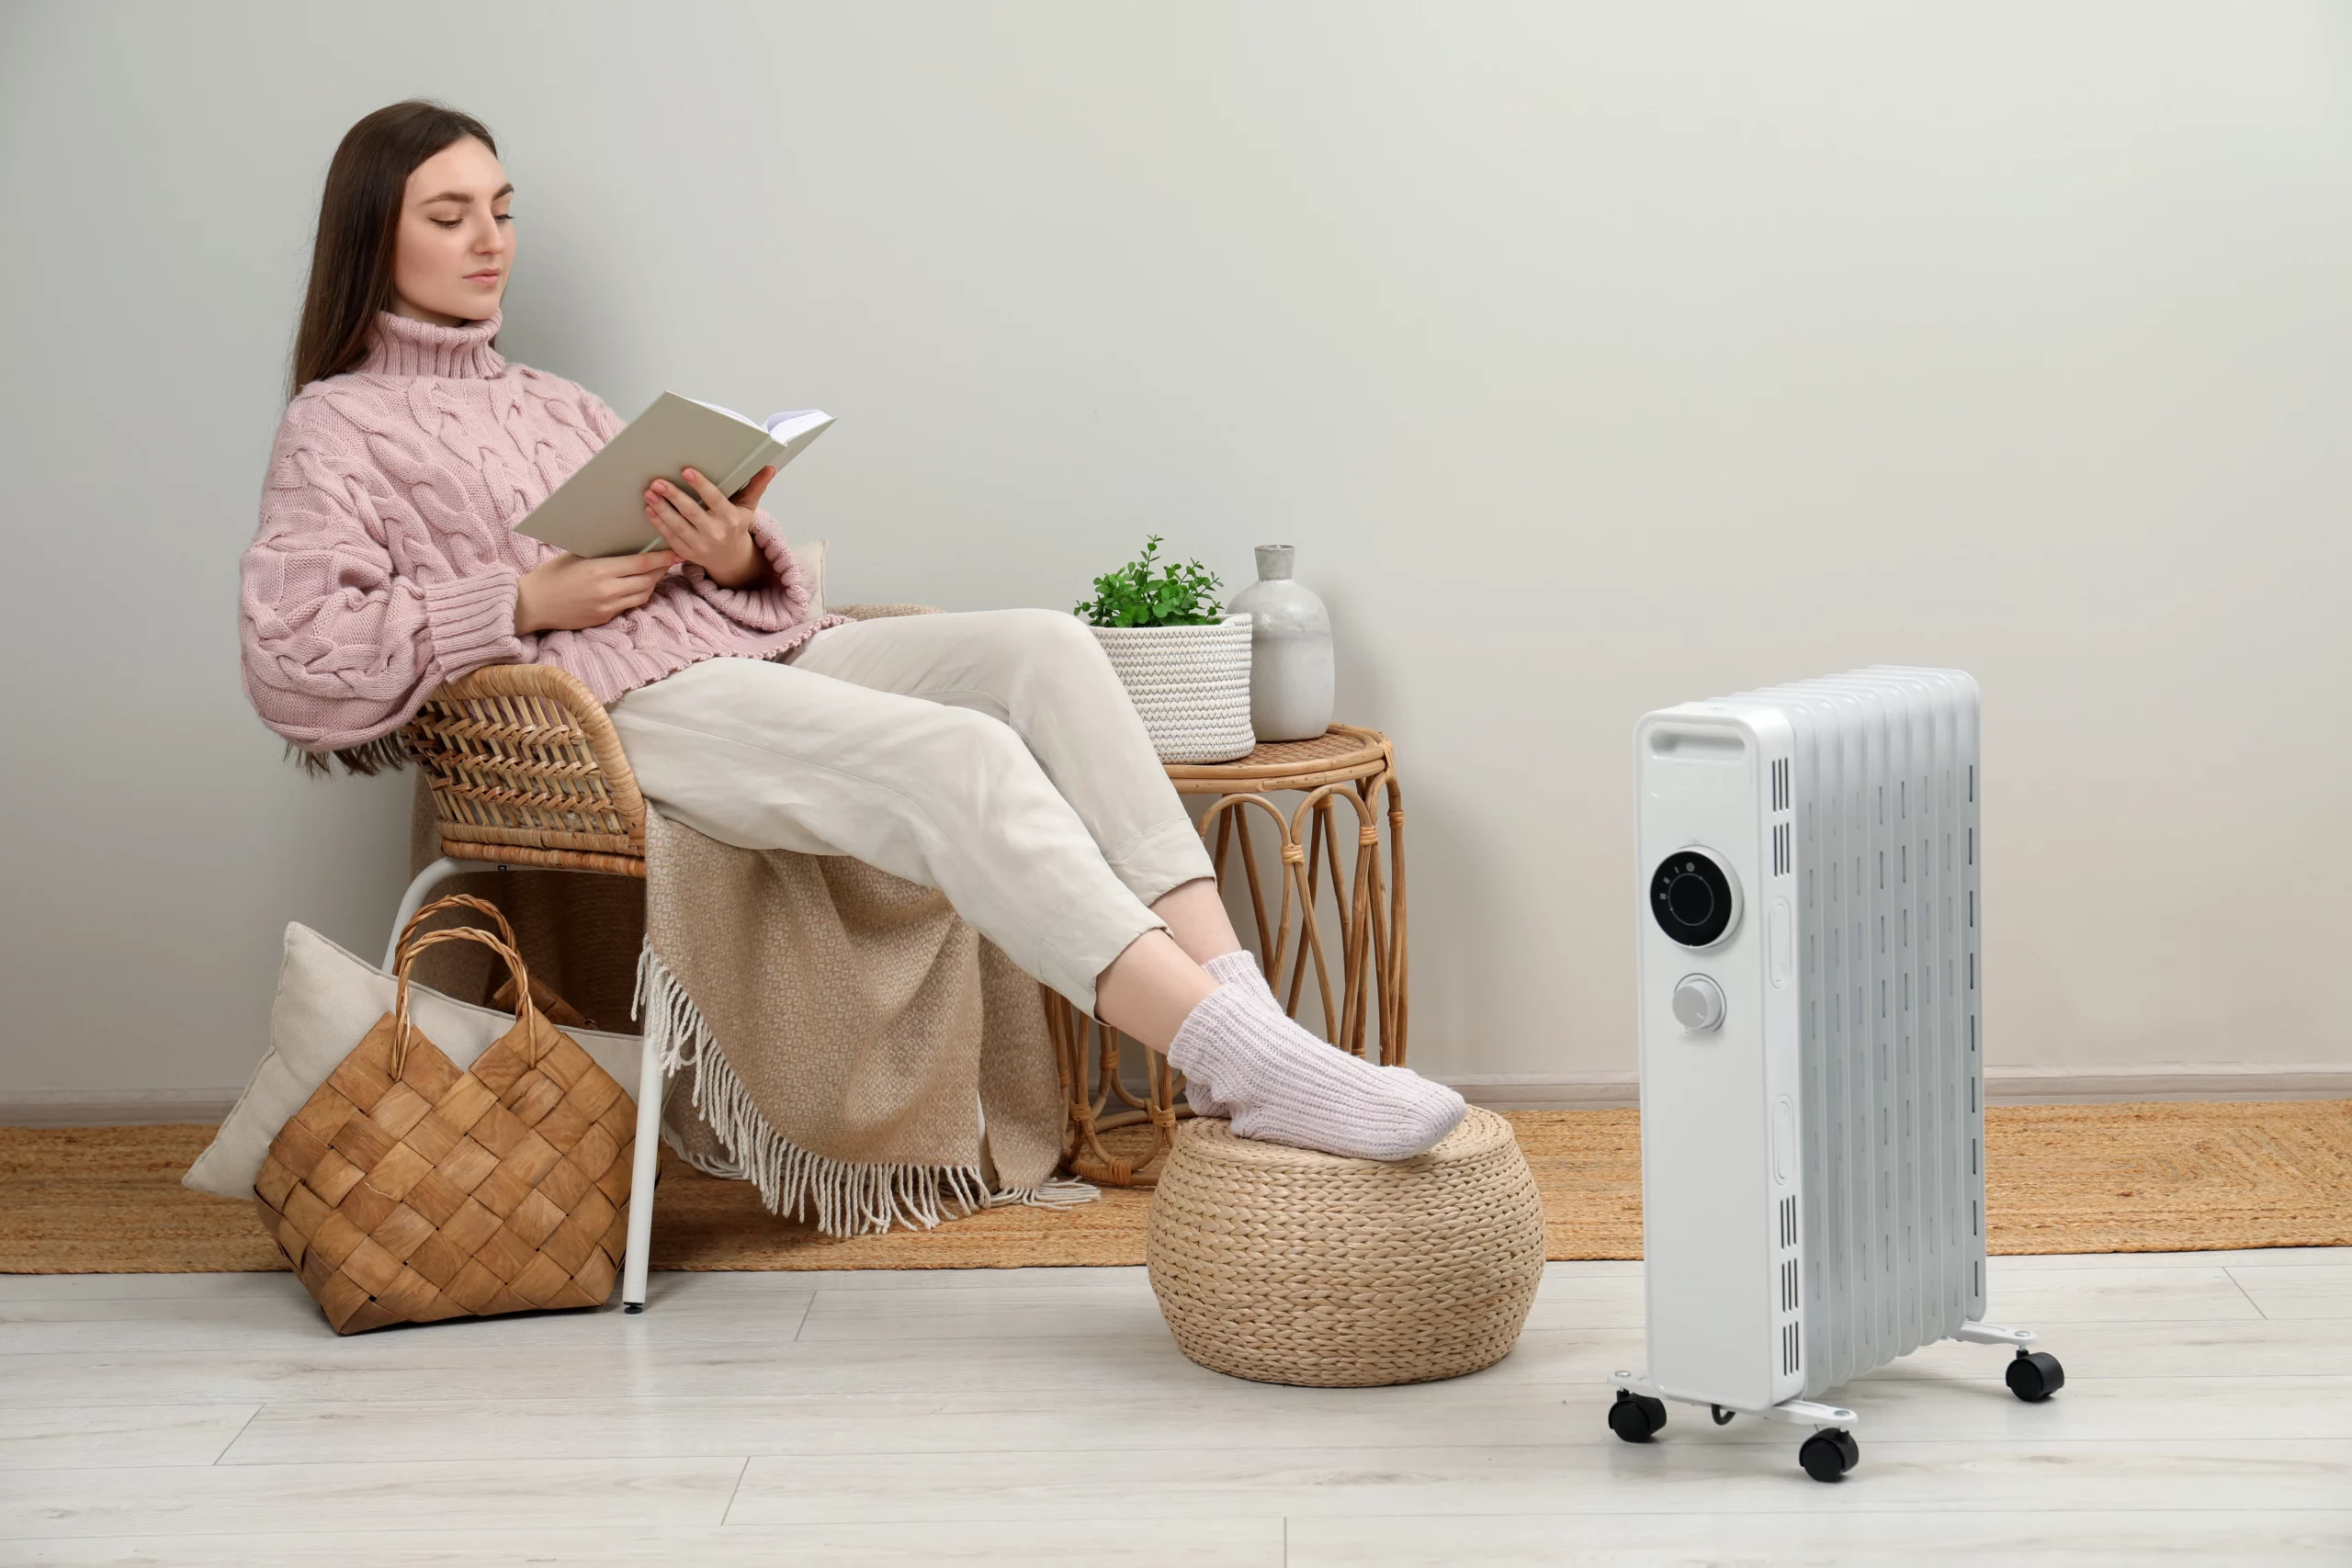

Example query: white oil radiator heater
[1610,667,2064,1482]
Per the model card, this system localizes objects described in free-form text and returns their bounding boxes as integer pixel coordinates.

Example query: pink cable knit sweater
[239,310,836,754]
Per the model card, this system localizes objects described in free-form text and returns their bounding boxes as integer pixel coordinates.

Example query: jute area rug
[4,1102,2346,1274]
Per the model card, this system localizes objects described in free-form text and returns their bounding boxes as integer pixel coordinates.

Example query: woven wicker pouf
[1145,1107,1546,1386]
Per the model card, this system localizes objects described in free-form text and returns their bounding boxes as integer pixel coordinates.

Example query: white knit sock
[1165,983,1466,1161]
[1203,950,1278,1010]
[1183,952,1276,1117]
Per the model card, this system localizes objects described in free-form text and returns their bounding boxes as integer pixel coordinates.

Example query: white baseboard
[1444,1073,1642,1111]
[6,1062,2348,1128]
[1973,1063,2352,1105]
[0,1089,242,1128]
[1442,1062,2352,1111]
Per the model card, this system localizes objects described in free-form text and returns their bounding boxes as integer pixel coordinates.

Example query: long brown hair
[286,102,498,776]
[289,100,498,398]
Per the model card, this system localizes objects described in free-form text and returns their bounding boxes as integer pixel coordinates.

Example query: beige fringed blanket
[632,810,1091,1235]
[406,777,1091,1239]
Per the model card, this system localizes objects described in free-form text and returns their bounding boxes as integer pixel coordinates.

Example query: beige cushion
[183,922,645,1200]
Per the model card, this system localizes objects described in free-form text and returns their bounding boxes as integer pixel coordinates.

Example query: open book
[514,393,833,558]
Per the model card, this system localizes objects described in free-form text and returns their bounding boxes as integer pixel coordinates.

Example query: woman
[240,100,1463,1162]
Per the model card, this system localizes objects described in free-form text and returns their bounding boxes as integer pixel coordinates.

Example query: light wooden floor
[3,1248,2348,1565]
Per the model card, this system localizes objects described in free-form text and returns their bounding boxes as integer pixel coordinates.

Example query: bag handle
[396,892,521,962]
[401,892,593,1028]
[390,896,546,1077]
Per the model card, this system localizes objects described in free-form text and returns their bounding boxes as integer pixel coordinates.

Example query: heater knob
[1672,975,1725,1033]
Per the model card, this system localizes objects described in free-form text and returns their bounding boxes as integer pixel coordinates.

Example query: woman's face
[389,136,513,325]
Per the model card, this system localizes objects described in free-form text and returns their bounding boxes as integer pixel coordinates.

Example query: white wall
[4,0,2347,1098]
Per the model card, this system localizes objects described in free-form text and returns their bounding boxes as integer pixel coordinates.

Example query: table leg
[1378,769,1409,1066]
[1045,989,1182,1188]
[1049,757,1412,1183]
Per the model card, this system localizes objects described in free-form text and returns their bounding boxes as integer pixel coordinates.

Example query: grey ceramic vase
[1227,545,1333,741]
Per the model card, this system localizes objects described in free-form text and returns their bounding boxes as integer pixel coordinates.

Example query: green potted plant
[1074,536,1255,762]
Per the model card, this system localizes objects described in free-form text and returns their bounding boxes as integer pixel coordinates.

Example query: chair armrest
[401,663,646,872]
[832,604,943,620]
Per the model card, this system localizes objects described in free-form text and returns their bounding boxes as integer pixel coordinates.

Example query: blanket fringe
[631,942,1081,1235]
[988,1179,1099,1211]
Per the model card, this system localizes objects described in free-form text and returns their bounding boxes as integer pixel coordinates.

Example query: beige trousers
[605,608,1215,1011]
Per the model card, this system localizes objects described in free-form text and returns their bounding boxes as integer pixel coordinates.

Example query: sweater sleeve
[239,454,525,752]
[677,510,813,631]
[576,389,813,634]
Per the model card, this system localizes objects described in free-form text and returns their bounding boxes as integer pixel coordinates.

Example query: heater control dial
[1672,975,1726,1033]
[1649,849,1740,948]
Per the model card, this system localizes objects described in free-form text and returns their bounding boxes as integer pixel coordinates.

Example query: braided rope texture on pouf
[1145,1107,1547,1386]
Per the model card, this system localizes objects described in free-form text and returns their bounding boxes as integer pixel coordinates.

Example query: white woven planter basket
[1091,615,1255,764]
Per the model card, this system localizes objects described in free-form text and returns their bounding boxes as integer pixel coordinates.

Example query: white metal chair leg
[383,857,487,971]
[620,1034,666,1312]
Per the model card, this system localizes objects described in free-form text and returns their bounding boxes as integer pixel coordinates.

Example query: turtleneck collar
[356,309,507,379]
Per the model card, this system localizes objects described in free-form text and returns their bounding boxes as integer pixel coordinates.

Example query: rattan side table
[1047,725,1408,1186]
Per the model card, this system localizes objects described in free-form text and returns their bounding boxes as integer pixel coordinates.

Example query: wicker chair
[385,604,935,1313]
[388,660,648,962]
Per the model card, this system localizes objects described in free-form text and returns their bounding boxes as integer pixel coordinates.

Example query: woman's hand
[643,466,776,590]
[514,550,678,634]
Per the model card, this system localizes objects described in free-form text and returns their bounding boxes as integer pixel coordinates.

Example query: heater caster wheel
[1798,1427,1859,1482]
[1609,1390,1668,1443]
[2007,1349,2065,1403]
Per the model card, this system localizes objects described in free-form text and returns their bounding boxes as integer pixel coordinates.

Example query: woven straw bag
[254,896,637,1335]
[1091,615,1254,763]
